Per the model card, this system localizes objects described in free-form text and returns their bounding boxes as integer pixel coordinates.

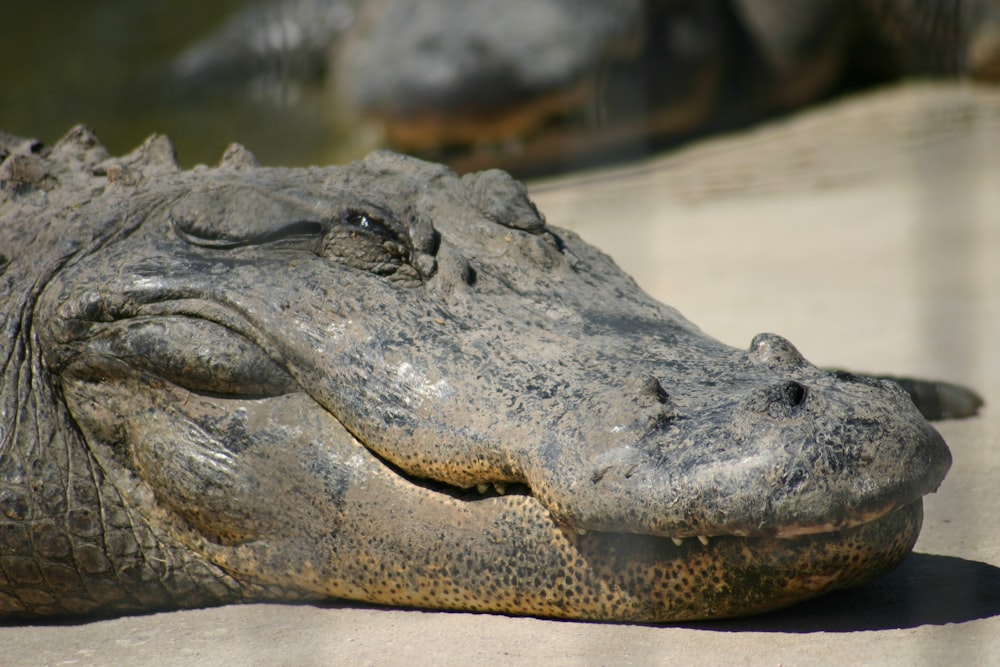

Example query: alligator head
[4,127,951,621]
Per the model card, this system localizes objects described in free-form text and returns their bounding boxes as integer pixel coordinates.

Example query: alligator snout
[519,330,951,541]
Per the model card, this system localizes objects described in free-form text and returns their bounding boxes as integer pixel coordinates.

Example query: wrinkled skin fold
[0,126,957,621]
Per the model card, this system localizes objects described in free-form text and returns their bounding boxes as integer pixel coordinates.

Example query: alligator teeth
[476,483,489,495]
[493,482,507,495]
[697,535,710,546]
[671,537,684,547]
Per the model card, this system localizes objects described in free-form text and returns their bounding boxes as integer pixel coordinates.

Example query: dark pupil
[347,210,392,239]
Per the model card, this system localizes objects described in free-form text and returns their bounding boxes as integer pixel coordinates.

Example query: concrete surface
[2,83,998,666]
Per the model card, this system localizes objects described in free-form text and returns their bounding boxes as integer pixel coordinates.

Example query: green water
[0,0,363,167]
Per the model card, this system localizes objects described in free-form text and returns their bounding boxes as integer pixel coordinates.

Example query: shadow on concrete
[691,553,1000,633]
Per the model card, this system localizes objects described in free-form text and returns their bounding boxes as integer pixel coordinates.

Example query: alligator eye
[323,208,423,283]
[345,210,395,238]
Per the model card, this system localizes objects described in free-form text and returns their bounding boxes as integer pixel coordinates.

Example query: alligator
[169,0,1000,173]
[338,0,1000,173]
[0,126,979,622]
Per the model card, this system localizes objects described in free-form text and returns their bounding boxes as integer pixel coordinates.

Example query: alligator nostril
[745,380,808,417]
[780,381,807,408]
[749,333,808,371]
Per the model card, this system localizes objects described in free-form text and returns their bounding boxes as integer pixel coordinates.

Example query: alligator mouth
[361,436,916,547]
[365,454,925,621]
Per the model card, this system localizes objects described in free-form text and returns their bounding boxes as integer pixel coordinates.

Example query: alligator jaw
[197,425,926,623]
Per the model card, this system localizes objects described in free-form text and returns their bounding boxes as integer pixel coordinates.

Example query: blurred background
[1,0,355,168]
[2,0,997,176]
